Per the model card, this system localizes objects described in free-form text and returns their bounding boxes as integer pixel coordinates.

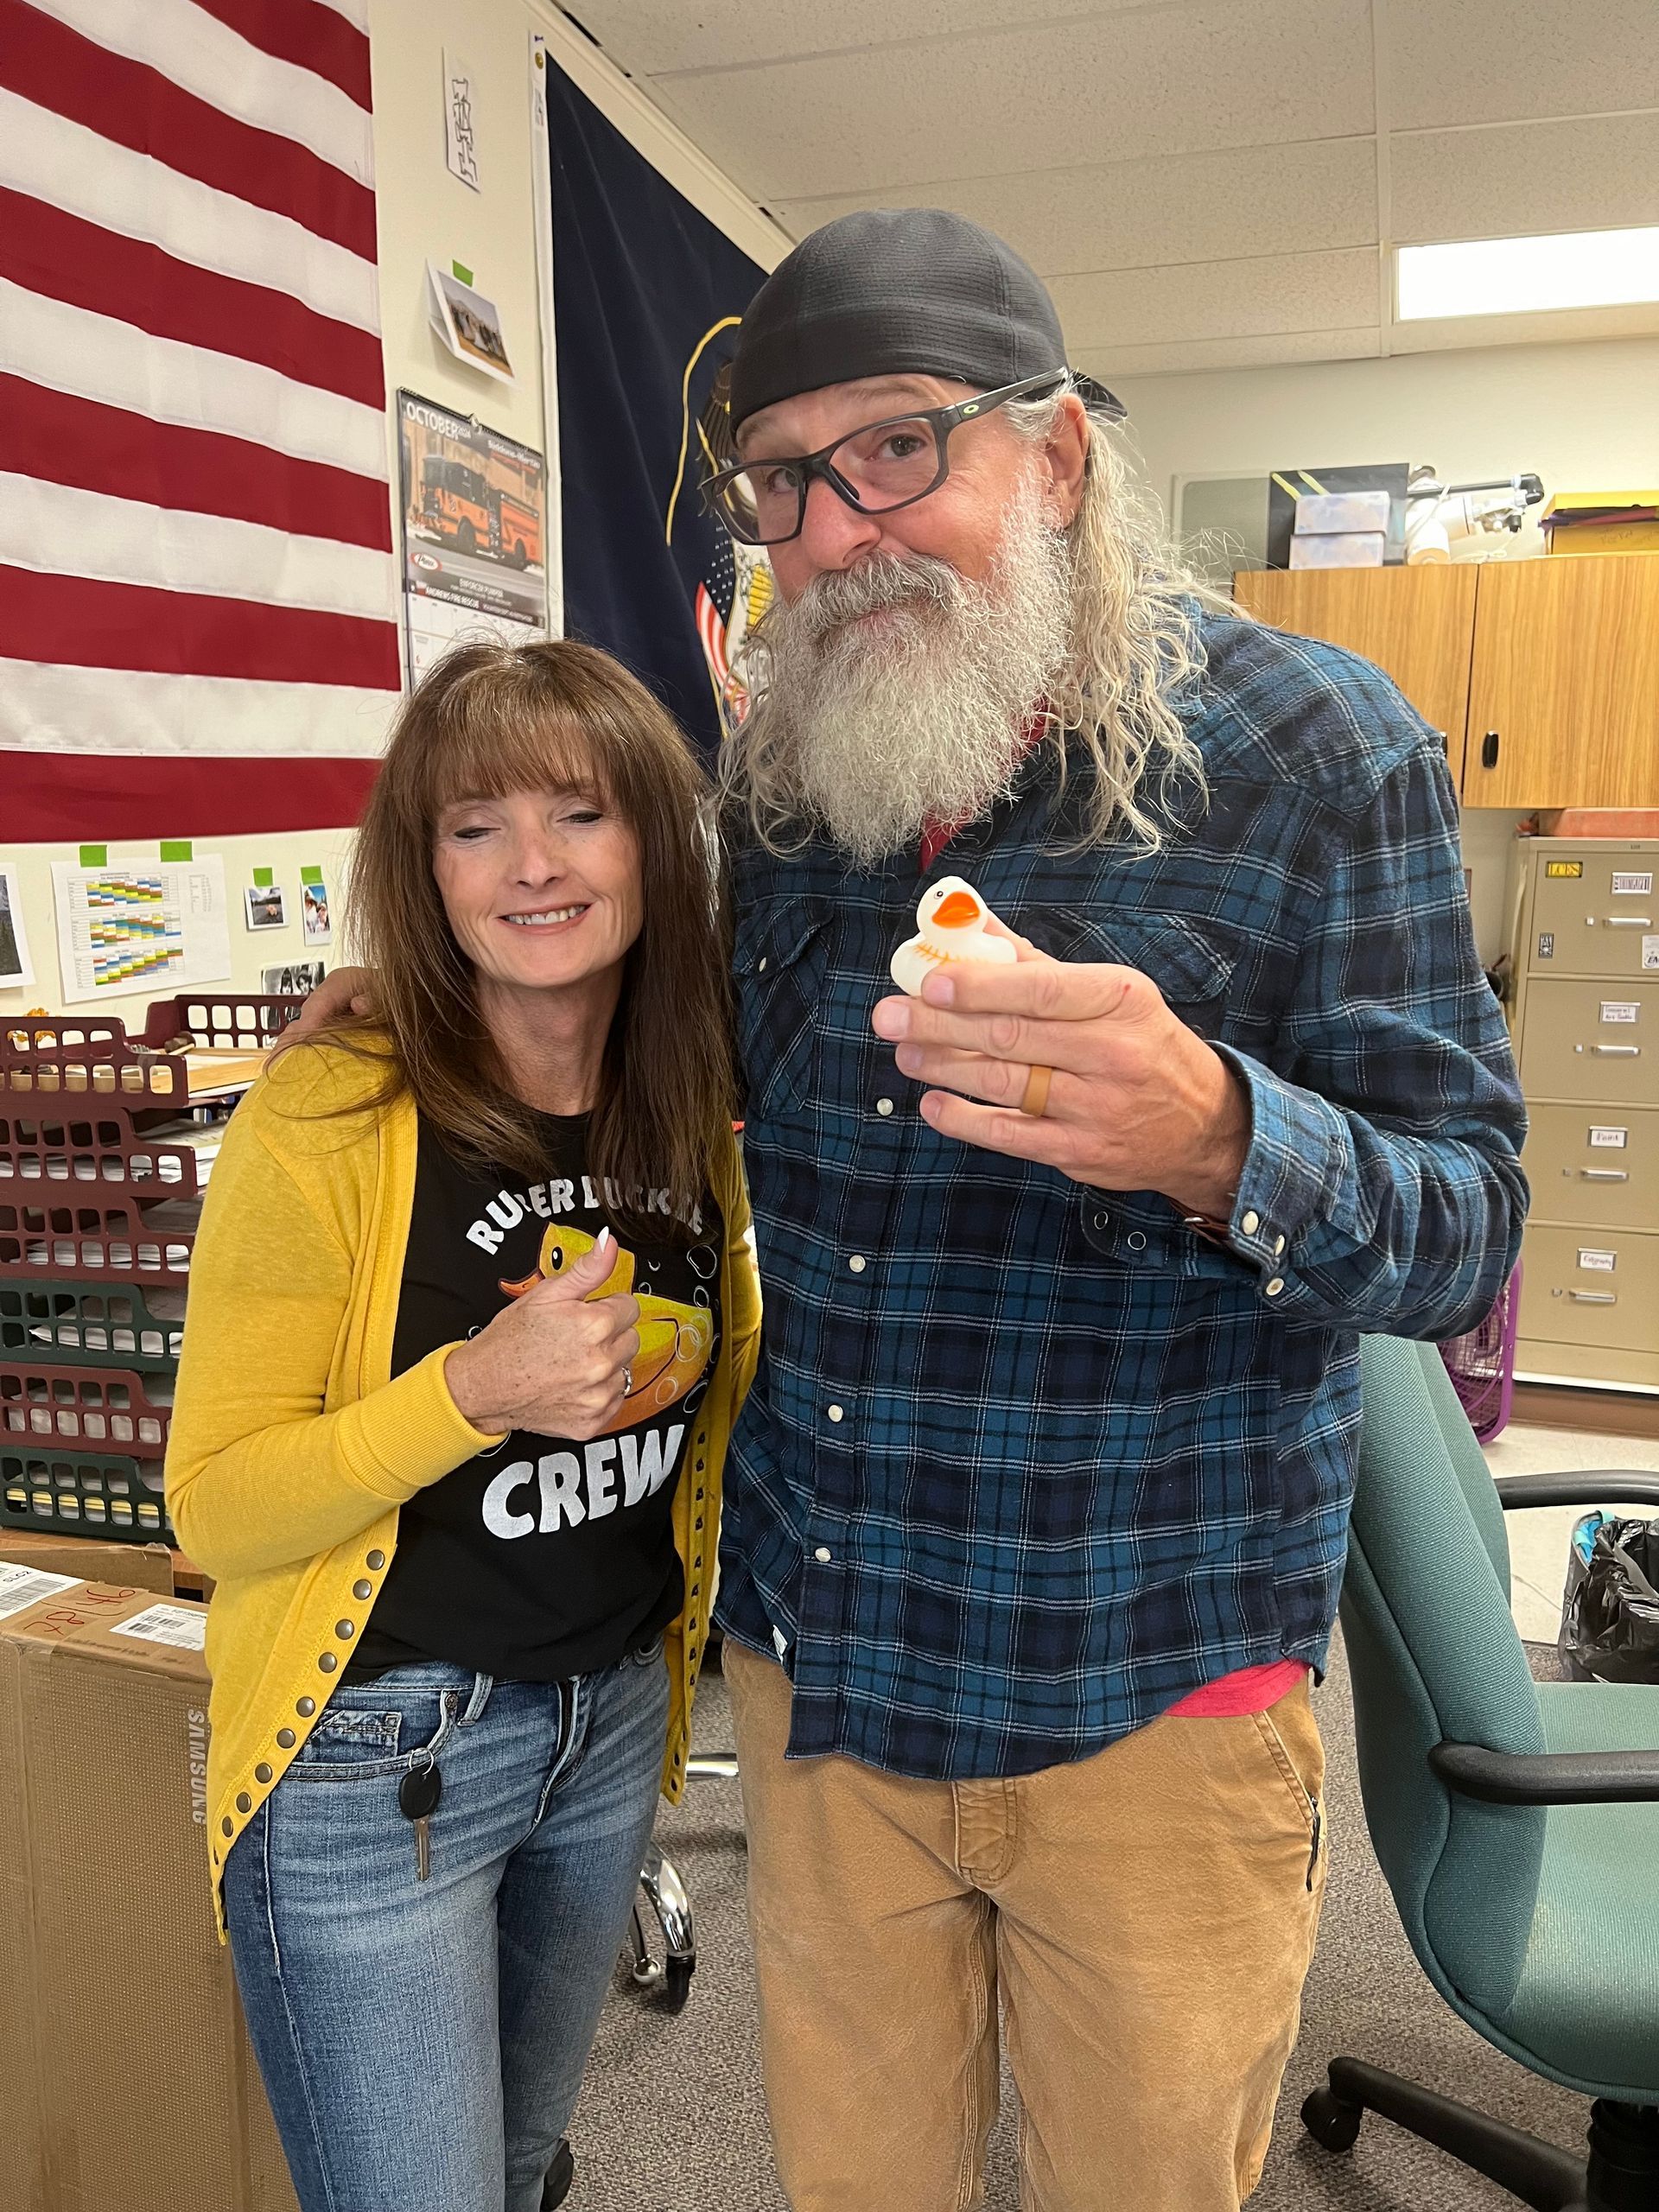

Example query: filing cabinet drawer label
[1589,1126,1629,1147]
[1547,862,1584,878]
[1601,1001,1639,1023]
[1644,935,1659,971]
[1578,1249,1616,1272]
[1612,874,1653,897]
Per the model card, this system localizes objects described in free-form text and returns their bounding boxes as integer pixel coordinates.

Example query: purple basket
[1439,1262,1522,1446]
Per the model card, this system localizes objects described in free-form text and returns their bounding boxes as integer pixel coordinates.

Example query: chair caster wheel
[1301,2086,1363,2152]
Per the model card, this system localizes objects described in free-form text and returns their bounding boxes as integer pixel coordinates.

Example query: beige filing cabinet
[1506,836,1659,1390]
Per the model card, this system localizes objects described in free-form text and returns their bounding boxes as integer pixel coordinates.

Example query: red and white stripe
[3,0,400,839]
[695,582,729,695]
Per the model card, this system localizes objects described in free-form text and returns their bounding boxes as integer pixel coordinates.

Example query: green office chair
[1301,1335,1659,2210]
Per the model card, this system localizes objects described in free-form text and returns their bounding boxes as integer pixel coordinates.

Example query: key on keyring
[398,1759,442,1880]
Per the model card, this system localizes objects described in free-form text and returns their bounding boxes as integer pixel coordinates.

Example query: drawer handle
[1591,1044,1641,1057]
[1568,1290,1618,1304]
[1579,1167,1630,1181]
[1601,916,1653,928]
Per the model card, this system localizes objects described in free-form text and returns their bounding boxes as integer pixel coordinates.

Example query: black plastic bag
[1559,1513,1659,1684]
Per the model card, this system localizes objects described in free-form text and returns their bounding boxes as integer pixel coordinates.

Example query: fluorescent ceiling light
[1396,226,1659,321]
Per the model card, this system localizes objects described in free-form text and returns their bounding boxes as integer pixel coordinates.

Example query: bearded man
[701,210,1527,2212]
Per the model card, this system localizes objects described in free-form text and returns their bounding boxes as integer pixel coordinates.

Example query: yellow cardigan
[165,1043,760,1933]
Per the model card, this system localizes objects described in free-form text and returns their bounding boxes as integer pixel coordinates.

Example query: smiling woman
[162,638,759,2212]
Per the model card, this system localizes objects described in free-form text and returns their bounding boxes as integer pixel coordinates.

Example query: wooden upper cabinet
[1231,565,1478,785]
[1462,554,1659,809]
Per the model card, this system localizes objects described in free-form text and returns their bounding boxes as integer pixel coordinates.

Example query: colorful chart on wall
[51,857,232,1004]
[397,392,547,686]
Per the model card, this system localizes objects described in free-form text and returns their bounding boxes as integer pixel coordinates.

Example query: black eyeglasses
[702,372,1071,548]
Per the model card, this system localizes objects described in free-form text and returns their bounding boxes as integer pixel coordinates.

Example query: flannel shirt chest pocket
[1027,906,1239,1039]
[734,898,831,1121]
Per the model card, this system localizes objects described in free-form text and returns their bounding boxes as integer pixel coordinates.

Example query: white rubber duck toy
[890,875,1019,997]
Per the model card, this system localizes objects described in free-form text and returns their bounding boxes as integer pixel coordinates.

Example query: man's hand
[870,934,1250,1219]
[443,1232,641,1440]
[279,965,377,1047]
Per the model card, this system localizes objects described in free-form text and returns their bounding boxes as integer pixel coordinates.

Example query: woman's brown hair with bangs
[323,637,733,1243]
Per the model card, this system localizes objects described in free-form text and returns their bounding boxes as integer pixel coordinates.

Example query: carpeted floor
[569,1633,1592,2209]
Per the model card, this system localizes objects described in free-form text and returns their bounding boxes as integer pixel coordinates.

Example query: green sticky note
[160,839,193,861]
[79,843,107,868]
[301,865,325,886]
[252,866,274,888]
[451,260,474,287]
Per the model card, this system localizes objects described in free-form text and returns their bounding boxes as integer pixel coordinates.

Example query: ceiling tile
[1084,326,1381,378]
[1389,299,1659,354]
[643,0,1376,204]
[770,137,1379,275]
[1051,247,1381,351]
[1390,112,1659,245]
[568,0,1156,77]
[1385,0,1659,130]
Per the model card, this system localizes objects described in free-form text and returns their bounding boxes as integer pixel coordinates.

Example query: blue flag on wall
[543,60,772,759]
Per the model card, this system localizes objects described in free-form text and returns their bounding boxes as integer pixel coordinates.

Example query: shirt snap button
[1126,1231,1147,1251]
[353,1580,372,1601]
[875,1097,894,1116]
[334,1619,354,1639]
[1092,1210,1109,1230]
[827,1403,844,1423]
[255,1763,273,1784]
[235,1792,251,1814]
[318,1652,337,1673]
[1265,1276,1286,1298]
[365,1550,385,1570]
[296,1697,315,1717]
[1242,1210,1261,1236]
[758,956,768,973]
[276,1728,296,1749]
[814,1546,831,1564]
[1272,1233,1287,1256]
[848,1255,866,1273]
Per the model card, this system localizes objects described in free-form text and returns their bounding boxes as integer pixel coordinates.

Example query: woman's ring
[621,1363,633,1396]
[1020,1064,1053,1118]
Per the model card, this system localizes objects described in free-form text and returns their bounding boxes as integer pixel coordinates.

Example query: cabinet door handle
[1568,1289,1618,1304]
[1602,915,1654,928]
[1480,730,1500,769]
[1591,1043,1641,1057]
[1580,1167,1630,1181]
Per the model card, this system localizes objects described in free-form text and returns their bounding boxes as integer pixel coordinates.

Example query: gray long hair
[998,376,1211,852]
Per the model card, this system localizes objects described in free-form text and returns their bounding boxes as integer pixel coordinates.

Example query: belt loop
[462,1671,493,1725]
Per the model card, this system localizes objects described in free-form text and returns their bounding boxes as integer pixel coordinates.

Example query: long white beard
[740,480,1072,868]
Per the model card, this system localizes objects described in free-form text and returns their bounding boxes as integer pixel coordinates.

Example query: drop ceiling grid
[564,0,1659,368]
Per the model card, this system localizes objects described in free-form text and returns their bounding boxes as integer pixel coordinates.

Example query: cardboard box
[1541,492,1659,557]
[1293,487,1393,536]
[0,1529,176,1596]
[1289,531,1386,569]
[0,1565,297,2212]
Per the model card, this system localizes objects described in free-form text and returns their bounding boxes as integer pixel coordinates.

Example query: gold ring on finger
[1019,1064,1053,1118]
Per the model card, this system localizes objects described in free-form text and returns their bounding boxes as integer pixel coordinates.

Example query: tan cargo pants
[726,1642,1326,2212]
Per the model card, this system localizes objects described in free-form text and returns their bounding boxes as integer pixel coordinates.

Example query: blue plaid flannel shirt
[715,613,1528,1778]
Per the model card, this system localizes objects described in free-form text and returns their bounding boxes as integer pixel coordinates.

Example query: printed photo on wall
[244,884,287,931]
[0,862,35,987]
[427,262,514,385]
[301,880,332,945]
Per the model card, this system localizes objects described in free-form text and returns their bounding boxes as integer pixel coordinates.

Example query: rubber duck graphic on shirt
[499,1223,715,1436]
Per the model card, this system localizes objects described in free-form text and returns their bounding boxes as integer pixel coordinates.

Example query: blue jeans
[223,1646,670,2212]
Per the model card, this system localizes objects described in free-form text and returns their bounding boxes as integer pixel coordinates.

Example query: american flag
[2,0,401,840]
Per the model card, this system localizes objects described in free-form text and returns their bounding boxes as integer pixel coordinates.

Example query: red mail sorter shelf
[0,1104,209,1204]
[1,1361,173,1459]
[1,1015,192,1106]
[142,993,304,1052]
[0,1197,198,1281]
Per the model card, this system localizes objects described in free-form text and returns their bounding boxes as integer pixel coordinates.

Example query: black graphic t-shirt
[346,1113,721,1682]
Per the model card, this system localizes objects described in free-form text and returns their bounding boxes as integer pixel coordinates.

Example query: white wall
[1114,334,1659,564]
[4,0,782,1022]
[1111,334,1659,963]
